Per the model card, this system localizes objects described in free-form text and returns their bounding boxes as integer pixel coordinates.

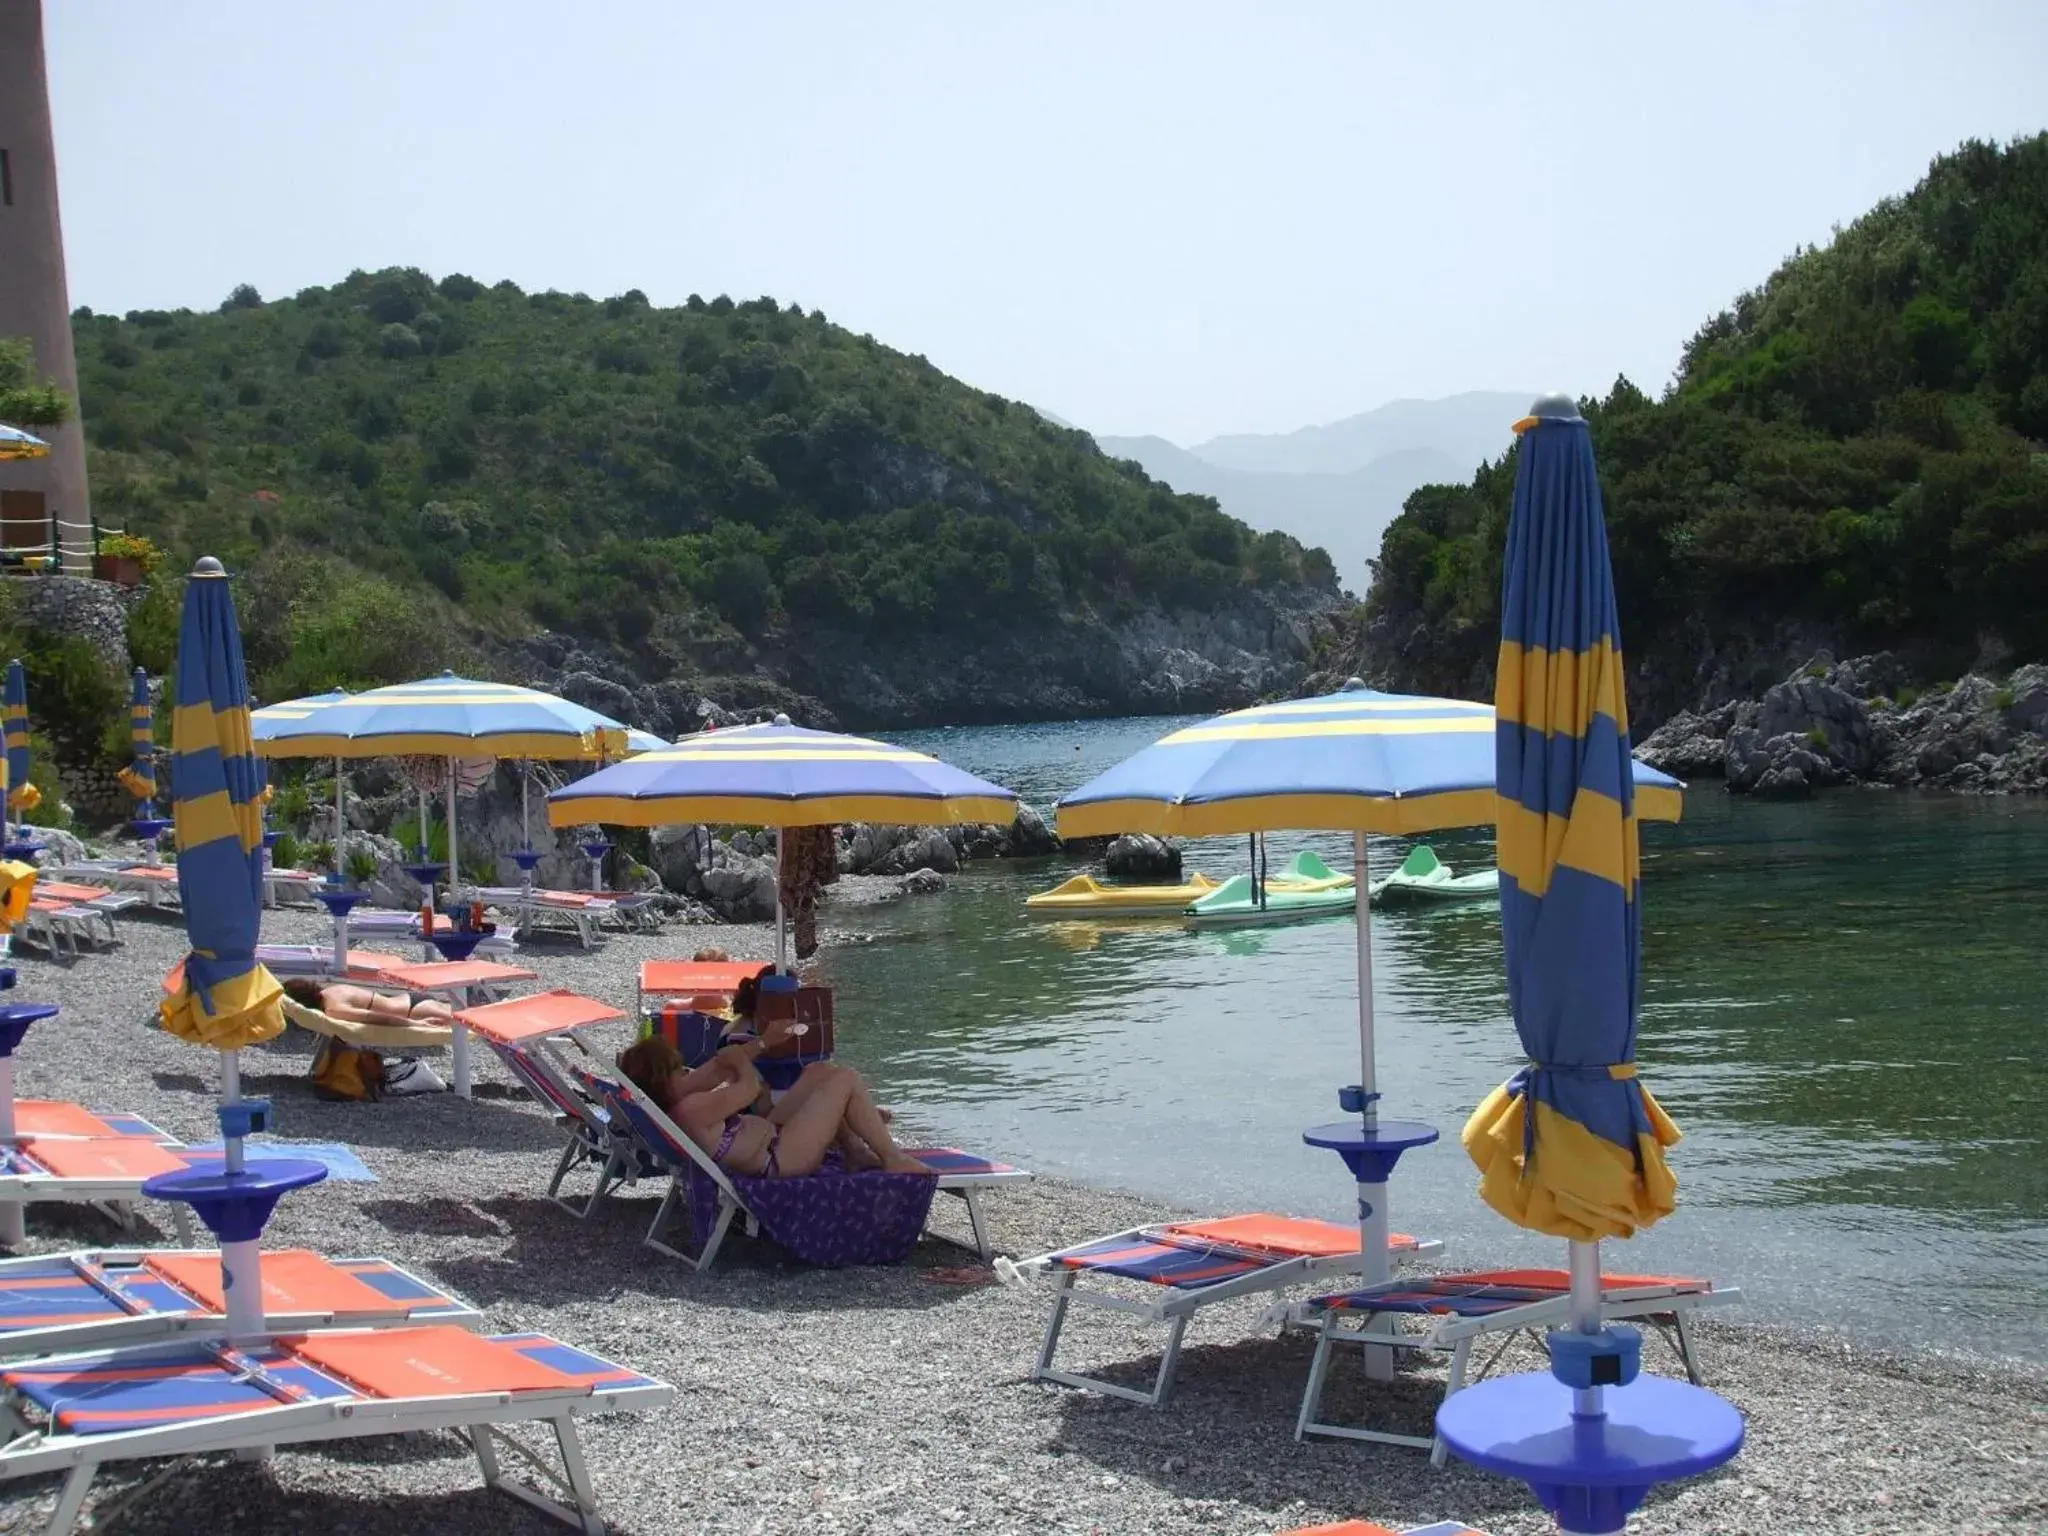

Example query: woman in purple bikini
[617,1035,928,1178]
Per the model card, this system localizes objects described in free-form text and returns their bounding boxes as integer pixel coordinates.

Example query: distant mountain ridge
[1095,390,1532,593]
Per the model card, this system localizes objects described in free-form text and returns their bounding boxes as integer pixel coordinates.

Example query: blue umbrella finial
[192,555,227,578]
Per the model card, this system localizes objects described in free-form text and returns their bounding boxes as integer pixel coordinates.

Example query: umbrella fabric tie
[1510,1061,1639,1169]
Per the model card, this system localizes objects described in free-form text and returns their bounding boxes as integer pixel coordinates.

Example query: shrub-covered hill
[1358,135,2048,719]
[74,271,1340,724]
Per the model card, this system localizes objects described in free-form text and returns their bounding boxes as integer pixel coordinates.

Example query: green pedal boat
[1183,851,1357,927]
[1368,844,1499,902]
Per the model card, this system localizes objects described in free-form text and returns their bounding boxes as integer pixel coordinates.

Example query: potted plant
[92,531,161,587]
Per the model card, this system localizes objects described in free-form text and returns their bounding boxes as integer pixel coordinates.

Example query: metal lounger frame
[1017,1227,1444,1409]
[1291,1279,1745,1460]
[485,1040,644,1218]
[0,1334,671,1536]
[0,1170,196,1246]
[0,1248,481,1360]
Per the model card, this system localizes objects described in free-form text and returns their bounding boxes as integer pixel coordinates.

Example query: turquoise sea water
[807,717,2048,1364]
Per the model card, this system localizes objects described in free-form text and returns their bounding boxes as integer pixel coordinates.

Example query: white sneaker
[384,1059,446,1096]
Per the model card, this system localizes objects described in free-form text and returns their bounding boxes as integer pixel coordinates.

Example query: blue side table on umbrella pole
[130,810,174,865]
[0,968,59,1248]
[1305,1090,1438,1379]
[580,839,611,895]
[510,847,543,898]
[1,830,40,864]
[143,1102,327,1343]
[312,882,367,975]
[1436,1280,1745,1533]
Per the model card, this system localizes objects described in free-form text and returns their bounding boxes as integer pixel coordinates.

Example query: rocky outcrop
[1637,655,2048,798]
[837,806,1061,874]
[1106,833,1181,879]
[15,577,134,679]
[647,824,779,922]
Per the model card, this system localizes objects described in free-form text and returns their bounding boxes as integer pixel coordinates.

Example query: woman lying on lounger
[616,1035,929,1179]
[280,977,456,1027]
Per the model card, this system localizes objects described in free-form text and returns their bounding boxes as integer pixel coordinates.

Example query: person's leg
[762,1069,856,1175]
[410,999,454,1024]
[771,1064,923,1174]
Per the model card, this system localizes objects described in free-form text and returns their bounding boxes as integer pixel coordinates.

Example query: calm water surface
[808,718,2047,1364]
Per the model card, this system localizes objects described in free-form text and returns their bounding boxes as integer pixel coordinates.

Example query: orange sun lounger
[1288,1266,1742,1458]
[997,1213,1443,1408]
[0,1325,674,1534]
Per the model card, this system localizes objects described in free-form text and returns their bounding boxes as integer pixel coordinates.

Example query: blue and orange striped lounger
[0,1104,198,1244]
[0,1247,478,1360]
[0,1325,674,1535]
[997,1214,1444,1408]
[1289,1266,1743,1458]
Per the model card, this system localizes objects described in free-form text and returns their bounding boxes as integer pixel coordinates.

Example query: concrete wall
[0,0,91,573]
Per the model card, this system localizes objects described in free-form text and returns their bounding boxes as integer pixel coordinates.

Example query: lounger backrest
[486,1039,595,1128]
[599,1074,748,1212]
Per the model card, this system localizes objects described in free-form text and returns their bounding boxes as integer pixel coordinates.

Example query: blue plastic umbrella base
[312,889,367,918]
[0,1003,59,1058]
[1435,1370,1744,1534]
[142,1158,329,1244]
[1301,1117,1439,1185]
[424,931,489,963]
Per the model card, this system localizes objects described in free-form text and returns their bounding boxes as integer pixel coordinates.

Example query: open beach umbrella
[1463,396,1680,1247]
[253,672,628,901]
[0,425,49,461]
[116,667,157,806]
[2,660,38,825]
[251,689,349,880]
[548,715,1018,965]
[1054,685,1685,1292]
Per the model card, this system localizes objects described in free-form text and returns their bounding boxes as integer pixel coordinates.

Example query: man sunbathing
[617,1035,929,1179]
[281,978,456,1027]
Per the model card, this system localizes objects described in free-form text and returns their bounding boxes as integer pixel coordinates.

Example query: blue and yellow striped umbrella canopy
[250,672,627,760]
[1055,686,1682,839]
[117,667,157,805]
[160,558,285,1051]
[1463,397,1679,1242]
[0,425,49,461]
[3,660,38,816]
[547,717,1018,829]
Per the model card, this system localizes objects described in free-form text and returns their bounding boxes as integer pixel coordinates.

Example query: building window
[0,149,12,206]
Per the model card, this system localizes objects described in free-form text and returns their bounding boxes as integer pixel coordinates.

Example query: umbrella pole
[213,1050,266,1343]
[0,1052,20,1246]
[520,767,535,898]
[445,756,460,897]
[1569,1237,1604,1416]
[333,759,345,877]
[1350,828,1394,1379]
[774,828,788,972]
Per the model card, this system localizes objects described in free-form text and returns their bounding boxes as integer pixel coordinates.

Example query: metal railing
[0,512,129,577]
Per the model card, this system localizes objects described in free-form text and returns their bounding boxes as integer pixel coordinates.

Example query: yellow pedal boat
[1025,872,1221,918]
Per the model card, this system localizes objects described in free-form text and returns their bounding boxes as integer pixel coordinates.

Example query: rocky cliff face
[1638,655,2048,798]
[499,585,1344,732]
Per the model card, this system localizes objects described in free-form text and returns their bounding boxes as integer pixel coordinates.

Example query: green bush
[1804,725,1831,750]
[125,571,181,675]
[1896,687,1920,708]
[344,844,380,886]
[271,830,303,870]
[1992,686,2017,710]
[305,837,335,871]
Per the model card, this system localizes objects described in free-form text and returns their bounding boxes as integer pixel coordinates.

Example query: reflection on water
[810,720,2048,1363]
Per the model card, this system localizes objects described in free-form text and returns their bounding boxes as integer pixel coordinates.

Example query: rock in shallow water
[1105,833,1180,880]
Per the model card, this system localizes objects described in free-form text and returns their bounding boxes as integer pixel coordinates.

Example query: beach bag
[309,1037,386,1102]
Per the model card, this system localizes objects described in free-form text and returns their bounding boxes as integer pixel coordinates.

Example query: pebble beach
[0,902,2039,1536]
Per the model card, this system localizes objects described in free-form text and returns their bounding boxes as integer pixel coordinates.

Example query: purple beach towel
[689,1160,938,1267]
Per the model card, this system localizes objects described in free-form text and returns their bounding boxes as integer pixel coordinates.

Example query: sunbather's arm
[675,1073,763,1128]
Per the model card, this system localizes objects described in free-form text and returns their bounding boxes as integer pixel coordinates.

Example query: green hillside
[1364,135,2048,708]
[73,272,1335,709]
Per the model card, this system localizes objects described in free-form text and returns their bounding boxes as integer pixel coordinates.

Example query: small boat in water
[1026,871,1222,918]
[1369,844,1498,903]
[1184,851,1356,927]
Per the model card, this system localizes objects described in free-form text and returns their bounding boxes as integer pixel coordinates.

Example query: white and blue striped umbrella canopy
[250,672,627,761]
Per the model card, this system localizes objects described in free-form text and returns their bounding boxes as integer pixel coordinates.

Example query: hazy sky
[43,1,2048,444]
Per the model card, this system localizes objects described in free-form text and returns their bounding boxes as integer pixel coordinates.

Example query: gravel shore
[0,904,2039,1535]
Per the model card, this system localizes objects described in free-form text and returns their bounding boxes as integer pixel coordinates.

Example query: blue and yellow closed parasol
[3,661,38,817]
[159,559,284,1051]
[1463,396,1679,1242]
[117,667,157,806]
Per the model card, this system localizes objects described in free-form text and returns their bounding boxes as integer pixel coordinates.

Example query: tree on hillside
[0,337,71,426]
